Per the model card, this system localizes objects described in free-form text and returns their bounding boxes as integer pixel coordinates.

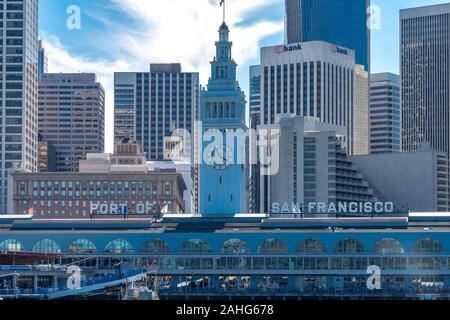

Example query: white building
[148,161,193,214]
[260,41,367,155]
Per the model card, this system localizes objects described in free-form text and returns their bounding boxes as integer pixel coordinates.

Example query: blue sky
[38,0,450,151]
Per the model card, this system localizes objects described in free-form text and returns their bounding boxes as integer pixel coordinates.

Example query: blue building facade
[285,0,370,71]
[200,23,247,215]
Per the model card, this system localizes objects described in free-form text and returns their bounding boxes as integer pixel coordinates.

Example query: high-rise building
[353,65,369,155]
[200,22,247,215]
[285,0,371,72]
[38,39,48,81]
[37,138,56,173]
[248,65,261,213]
[370,72,401,154]
[114,64,200,161]
[259,115,381,213]
[38,73,105,172]
[0,0,39,213]
[260,41,361,155]
[401,4,450,159]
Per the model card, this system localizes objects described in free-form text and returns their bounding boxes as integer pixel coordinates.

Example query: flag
[220,0,224,6]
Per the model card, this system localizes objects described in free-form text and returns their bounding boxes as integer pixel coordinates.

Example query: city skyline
[39,0,450,152]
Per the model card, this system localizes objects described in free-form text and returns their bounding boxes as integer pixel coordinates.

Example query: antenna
[220,0,226,23]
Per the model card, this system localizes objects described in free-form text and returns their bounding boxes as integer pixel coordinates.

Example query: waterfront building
[3,212,450,299]
[285,0,370,71]
[370,73,401,154]
[7,139,186,218]
[38,73,105,172]
[0,0,39,213]
[199,22,247,215]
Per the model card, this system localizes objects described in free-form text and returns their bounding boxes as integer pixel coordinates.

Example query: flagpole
[223,0,226,23]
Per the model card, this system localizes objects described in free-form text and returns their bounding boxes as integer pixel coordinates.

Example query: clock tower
[200,22,247,215]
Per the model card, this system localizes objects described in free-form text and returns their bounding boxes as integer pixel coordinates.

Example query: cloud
[41,0,284,152]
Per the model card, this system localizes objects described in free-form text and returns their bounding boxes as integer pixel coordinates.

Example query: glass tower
[285,0,370,72]
[1,0,39,213]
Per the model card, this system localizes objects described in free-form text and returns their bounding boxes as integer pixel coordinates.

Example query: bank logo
[332,45,348,55]
[274,44,302,54]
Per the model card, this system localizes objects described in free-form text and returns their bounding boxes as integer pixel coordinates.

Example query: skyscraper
[248,65,261,213]
[370,73,401,154]
[353,65,369,155]
[0,0,39,213]
[38,39,48,81]
[114,64,200,161]
[38,73,105,172]
[401,4,450,159]
[200,22,247,215]
[285,0,370,72]
[260,41,358,154]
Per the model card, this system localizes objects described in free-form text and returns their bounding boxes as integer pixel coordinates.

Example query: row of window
[0,238,444,255]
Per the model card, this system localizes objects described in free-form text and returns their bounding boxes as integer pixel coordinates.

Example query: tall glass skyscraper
[0,0,39,213]
[285,0,370,72]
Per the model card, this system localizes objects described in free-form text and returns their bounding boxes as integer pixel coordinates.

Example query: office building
[285,0,370,71]
[0,0,39,213]
[38,40,48,81]
[260,41,361,155]
[352,144,449,212]
[259,115,381,213]
[114,64,200,161]
[200,22,247,215]
[401,4,450,157]
[7,139,186,218]
[37,138,56,173]
[353,65,369,155]
[370,72,401,154]
[249,65,261,213]
[38,73,105,172]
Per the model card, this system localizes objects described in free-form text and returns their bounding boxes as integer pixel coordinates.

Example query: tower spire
[220,0,225,23]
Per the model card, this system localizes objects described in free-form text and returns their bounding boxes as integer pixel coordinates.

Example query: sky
[39,0,450,152]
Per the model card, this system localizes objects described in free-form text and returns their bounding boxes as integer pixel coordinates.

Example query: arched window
[104,239,134,254]
[179,239,212,254]
[32,239,61,254]
[334,238,364,253]
[0,239,23,252]
[68,239,97,254]
[257,239,288,254]
[296,239,326,254]
[374,238,404,254]
[141,239,170,254]
[412,238,443,253]
[220,239,251,254]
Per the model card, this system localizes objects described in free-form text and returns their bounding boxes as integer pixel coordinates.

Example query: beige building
[353,65,369,155]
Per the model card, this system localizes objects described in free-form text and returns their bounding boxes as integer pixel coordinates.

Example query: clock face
[205,144,233,171]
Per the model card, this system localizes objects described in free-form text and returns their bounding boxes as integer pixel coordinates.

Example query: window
[141,239,170,254]
[104,239,134,254]
[297,239,326,253]
[69,239,97,254]
[257,239,288,254]
[334,239,364,253]
[374,238,404,254]
[179,239,212,254]
[220,239,251,254]
[32,239,61,254]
